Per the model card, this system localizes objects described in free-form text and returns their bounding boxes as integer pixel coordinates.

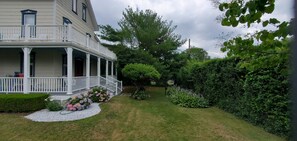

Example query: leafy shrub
[45,97,63,111]
[88,87,110,102]
[0,94,49,112]
[131,90,150,100]
[46,101,63,111]
[66,93,92,111]
[168,86,209,108]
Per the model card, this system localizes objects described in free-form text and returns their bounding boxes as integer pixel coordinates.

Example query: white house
[0,0,122,95]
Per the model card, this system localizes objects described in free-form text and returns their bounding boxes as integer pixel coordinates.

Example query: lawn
[0,87,284,141]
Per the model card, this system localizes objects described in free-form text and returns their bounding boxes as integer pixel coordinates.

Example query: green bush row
[167,86,209,108]
[188,57,290,137]
[0,94,49,112]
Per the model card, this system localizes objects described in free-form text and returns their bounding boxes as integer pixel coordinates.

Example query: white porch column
[66,47,73,94]
[86,53,90,90]
[105,59,108,86]
[111,61,114,78]
[97,57,101,86]
[115,64,118,79]
[23,47,31,94]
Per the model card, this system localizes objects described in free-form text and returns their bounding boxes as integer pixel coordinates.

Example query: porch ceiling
[0,42,116,61]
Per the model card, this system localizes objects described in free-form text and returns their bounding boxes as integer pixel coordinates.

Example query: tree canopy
[182,47,210,62]
[99,7,186,82]
[217,0,292,70]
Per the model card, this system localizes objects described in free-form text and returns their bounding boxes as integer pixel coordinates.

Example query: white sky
[91,0,294,58]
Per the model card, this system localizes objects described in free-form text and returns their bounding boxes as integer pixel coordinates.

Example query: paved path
[24,103,101,122]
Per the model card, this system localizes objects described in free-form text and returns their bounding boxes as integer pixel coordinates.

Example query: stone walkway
[24,103,101,122]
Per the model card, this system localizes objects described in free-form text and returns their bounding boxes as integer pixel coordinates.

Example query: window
[21,9,37,37]
[82,3,87,22]
[72,0,77,14]
[63,17,72,25]
[86,33,91,38]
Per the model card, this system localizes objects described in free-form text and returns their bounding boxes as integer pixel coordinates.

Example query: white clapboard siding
[0,0,53,26]
[56,0,97,41]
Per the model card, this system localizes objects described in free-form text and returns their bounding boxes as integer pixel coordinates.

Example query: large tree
[99,7,186,81]
[182,47,210,62]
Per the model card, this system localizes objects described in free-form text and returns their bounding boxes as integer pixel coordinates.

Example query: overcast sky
[91,0,294,58]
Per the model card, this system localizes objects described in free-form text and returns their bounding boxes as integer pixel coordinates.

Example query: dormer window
[72,0,77,14]
[82,3,87,22]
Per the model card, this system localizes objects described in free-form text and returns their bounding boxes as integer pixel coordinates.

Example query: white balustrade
[107,76,123,91]
[0,77,23,93]
[0,25,22,40]
[90,76,98,87]
[0,25,117,60]
[29,77,67,93]
[72,77,87,92]
[0,76,122,95]
[71,28,86,46]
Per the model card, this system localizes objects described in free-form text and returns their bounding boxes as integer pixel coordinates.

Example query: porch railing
[0,77,23,93]
[0,76,122,95]
[72,77,87,92]
[90,76,98,87]
[0,25,116,60]
[107,76,123,92]
[29,77,67,93]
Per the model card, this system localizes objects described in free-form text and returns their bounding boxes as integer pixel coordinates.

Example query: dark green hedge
[242,68,290,136]
[0,94,49,112]
[189,57,290,137]
[191,57,245,108]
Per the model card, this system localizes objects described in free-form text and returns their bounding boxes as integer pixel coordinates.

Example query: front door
[75,58,84,76]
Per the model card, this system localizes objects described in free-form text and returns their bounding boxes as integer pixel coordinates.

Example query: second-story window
[72,0,77,14]
[21,9,37,37]
[82,3,87,22]
[63,17,72,25]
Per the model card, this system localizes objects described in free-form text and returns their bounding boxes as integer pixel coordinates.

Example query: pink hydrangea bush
[88,87,110,103]
[65,93,92,111]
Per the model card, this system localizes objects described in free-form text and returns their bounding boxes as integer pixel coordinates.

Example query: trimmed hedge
[0,94,49,112]
[188,57,290,137]
[242,68,290,136]
[191,57,245,108]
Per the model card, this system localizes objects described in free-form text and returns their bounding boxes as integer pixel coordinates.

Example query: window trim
[72,0,77,14]
[21,9,37,38]
[82,3,87,22]
[63,17,72,25]
[21,9,37,25]
[86,33,91,38]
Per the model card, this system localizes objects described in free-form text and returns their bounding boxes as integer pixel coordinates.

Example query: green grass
[0,87,284,141]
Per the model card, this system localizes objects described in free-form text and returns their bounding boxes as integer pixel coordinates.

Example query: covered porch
[0,47,122,95]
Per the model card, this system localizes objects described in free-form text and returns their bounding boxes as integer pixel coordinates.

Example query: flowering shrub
[167,86,209,108]
[66,93,92,111]
[45,97,63,111]
[88,87,110,103]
